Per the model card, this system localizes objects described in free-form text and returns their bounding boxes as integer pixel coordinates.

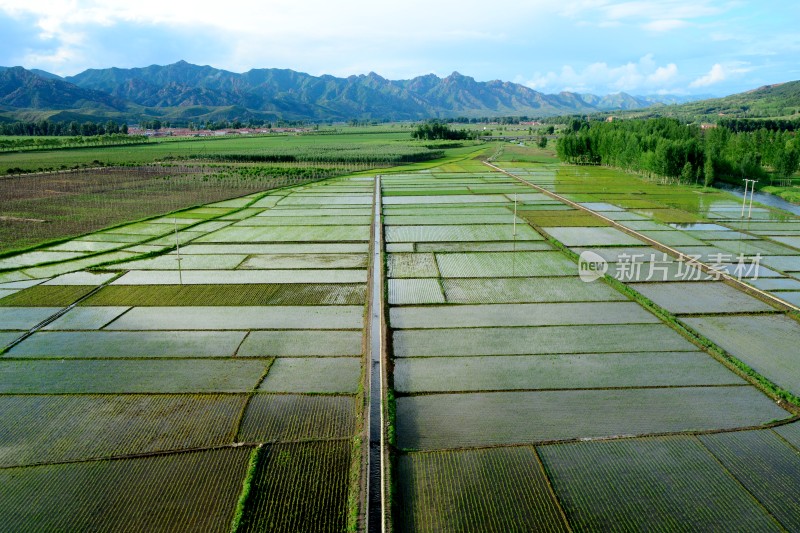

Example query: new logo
[578,251,608,283]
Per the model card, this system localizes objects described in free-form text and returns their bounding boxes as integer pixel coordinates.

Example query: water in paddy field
[717,183,800,216]
[668,223,731,231]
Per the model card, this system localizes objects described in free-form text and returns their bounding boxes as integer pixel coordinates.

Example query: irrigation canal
[367,175,386,532]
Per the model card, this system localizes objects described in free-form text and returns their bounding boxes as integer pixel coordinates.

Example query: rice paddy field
[0,174,374,531]
[496,162,800,395]
[1,143,799,531]
[381,157,800,531]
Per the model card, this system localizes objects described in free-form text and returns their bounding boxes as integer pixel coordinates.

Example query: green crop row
[0,394,247,467]
[539,435,788,531]
[398,447,568,532]
[80,283,367,306]
[236,441,352,532]
[0,447,252,532]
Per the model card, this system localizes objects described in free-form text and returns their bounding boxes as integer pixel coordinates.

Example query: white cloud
[648,63,679,83]
[689,62,752,87]
[562,0,725,32]
[526,55,680,94]
[0,0,793,97]
[0,0,552,76]
[690,63,726,87]
[643,19,689,32]
[0,0,546,41]
[557,1,611,18]
[603,1,720,21]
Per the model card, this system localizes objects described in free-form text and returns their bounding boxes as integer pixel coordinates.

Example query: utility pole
[741,179,757,219]
[513,193,517,237]
[746,179,757,218]
[175,217,183,285]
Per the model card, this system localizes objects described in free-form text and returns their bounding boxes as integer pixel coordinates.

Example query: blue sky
[0,1,798,97]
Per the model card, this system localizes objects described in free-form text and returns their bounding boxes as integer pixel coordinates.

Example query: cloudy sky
[1,0,798,97]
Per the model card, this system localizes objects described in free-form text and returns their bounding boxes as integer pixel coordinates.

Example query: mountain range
[0,61,709,124]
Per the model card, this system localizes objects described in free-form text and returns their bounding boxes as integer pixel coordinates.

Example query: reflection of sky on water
[717,184,800,217]
[668,223,730,231]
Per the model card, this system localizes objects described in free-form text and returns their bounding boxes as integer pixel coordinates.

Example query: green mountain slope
[608,81,800,121]
[0,67,127,112]
[0,61,719,122]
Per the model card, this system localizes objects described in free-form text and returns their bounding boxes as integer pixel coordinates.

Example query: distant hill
[0,61,717,123]
[681,81,800,118]
[28,69,64,81]
[0,67,126,112]
[603,81,800,121]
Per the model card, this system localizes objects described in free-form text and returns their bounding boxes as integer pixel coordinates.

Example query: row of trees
[556,118,799,186]
[443,116,537,124]
[0,134,149,154]
[718,118,800,133]
[138,119,253,130]
[0,120,128,137]
[0,118,315,136]
[411,122,477,141]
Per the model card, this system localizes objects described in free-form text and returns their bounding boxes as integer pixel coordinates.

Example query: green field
[0,170,373,529]
[0,131,459,253]
[238,394,356,442]
[0,447,253,532]
[398,447,569,532]
[0,284,97,306]
[388,278,447,305]
[538,436,784,531]
[0,394,246,466]
[79,283,367,306]
[0,168,302,254]
[434,251,575,277]
[0,131,433,174]
[237,441,352,532]
[1,136,799,530]
[698,430,800,530]
[382,160,799,530]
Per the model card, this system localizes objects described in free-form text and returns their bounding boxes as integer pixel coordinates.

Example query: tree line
[140,119,275,131]
[0,120,129,137]
[0,134,149,154]
[717,118,800,133]
[0,118,317,136]
[411,122,477,141]
[441,116,537,124]
[556,118,799,186]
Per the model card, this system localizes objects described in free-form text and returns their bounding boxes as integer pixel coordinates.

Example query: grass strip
[230,445,262,533]
[347,434,363,532]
